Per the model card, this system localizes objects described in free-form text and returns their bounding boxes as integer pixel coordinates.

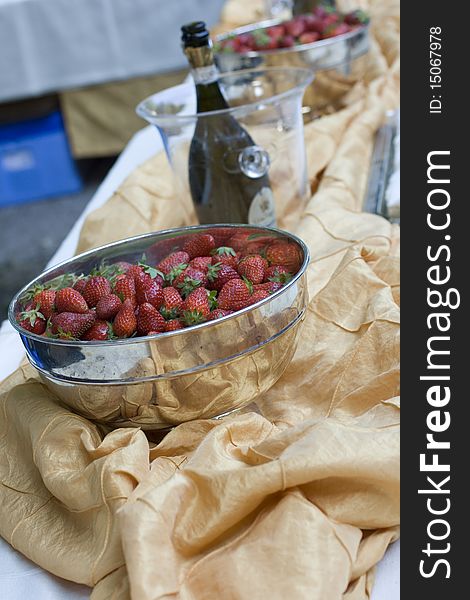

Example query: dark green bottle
[181,22,276,226]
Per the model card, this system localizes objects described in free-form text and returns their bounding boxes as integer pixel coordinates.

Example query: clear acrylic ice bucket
[136,67,313,224]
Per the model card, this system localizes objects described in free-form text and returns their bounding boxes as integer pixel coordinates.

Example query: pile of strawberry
[16,232,301,341]
[215,7,369,53]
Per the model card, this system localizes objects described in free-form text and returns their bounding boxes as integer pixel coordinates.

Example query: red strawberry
[164,319,184,332]
[136,303,166,335]
[33,289,56,319]
[160,287,183,319]
[96,294,122,320]
[265,242,302,273]
[323,23,351,38]
[245,289,270,306]
[135,272,164,308]
[266,25,285,39]
[207,264,240,291]
[217,279,252,311]
[182,233,215,259]
[302,15,324,33]
[18,305,46,335]
[73,277,88,296]
[83,276,112,307]
[82,320,111,341]
[138,262,165,286]
[285,18,306,38]
[279,35,295,48]
[113,299,137,338]
[237,255,268,285]
[114,275,137,308]
[298,32,320,44]
[189,256,212,272]
[211,246,239,269]
[157,251,190,275]
[126,264,145,281]
[51,311,95,338]
[264,265,292,284]
[174,267,207,297]
[208,309,234,321]
[181,288,212,325]
[253,281,283,294]
[113,261,133,273]
[55,287,88,314]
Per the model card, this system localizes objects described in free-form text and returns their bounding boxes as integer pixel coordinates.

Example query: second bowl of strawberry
[9,224,310,430]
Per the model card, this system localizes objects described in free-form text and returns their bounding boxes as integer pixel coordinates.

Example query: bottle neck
[184,44,228,111]
[184,45,218,84]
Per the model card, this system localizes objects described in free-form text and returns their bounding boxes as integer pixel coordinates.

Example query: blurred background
[0,0,228,319]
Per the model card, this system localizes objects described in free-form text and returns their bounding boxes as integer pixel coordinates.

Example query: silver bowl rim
[214,17,369,58]
[8,223,310,348]
[136,66,314,122]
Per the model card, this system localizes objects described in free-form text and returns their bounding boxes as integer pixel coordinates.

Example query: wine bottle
[181,22,276,226]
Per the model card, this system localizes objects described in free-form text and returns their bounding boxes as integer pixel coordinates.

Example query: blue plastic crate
[0,111,82,207]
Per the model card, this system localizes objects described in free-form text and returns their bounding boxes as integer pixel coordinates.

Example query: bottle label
[192,65,219,85]
[248,187,277,227]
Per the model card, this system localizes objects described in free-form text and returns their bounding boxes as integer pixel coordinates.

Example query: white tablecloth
[0,124,400,599]
[0,0,225,102]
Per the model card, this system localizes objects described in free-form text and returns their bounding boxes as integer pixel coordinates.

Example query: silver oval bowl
[9,224,310,430]
[214,18,369,116]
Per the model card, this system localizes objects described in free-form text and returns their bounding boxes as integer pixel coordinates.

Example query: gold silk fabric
[0,1,400,598]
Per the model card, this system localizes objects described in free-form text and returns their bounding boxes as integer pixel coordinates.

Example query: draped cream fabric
[0,1,400,598]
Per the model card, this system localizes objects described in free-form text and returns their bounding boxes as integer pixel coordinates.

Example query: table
[0,0,225,102]
[0,124,400,599]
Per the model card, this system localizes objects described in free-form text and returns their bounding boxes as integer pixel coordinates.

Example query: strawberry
[138,261,165,286]
[160,287,183,319]
[73,277,88,296]
[114,275,137,308]
[279,35,295,48]
[96,294,122,320]
[164,319,184,332]
[83,276,112,307]
[157,251,190,275]
[302,15,324,33]
[165,262,188,285]
[265,241,302,273]
[33,289,56,319]
[136,303,166,335]
[189,256,212,272]
[181,288,212,325]
[211,246,240,269]
[18,304,46,335]
[266,25,285,40]
[51,311,95,339]
[125,264,145,281]
[55,287,88,314]
[208,309,234,321]
[207,264,240,291]
[253,281,283,294]
[298,32,320,44]
[217,279,252,311]
[135,272,164,308]
[174,267,207,297]
[237,255,268,284]
[113,261,133,273]
[113,299,137,338]
[323,23,351,38]
[285,18,306,38]
[245,289,270,306]
[82,320,111,341]
[264,265,292,284]
[182,233,215,259]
